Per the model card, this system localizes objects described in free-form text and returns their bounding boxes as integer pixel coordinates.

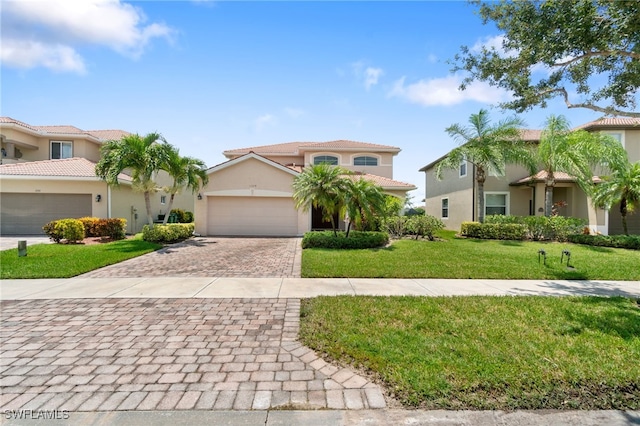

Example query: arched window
[354,156,378,166]
[313,155,338,165]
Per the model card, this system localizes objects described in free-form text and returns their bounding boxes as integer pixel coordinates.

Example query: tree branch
[539,88,640,118]
[553,50,640,67]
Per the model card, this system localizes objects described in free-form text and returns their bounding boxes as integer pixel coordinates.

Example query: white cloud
[389,75,510,107]
[1,0,173,73]
[254,114,275,131]
[471,35,508,54]
[351,61,384,90]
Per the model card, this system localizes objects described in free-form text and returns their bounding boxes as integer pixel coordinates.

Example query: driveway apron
[78,237,302,278]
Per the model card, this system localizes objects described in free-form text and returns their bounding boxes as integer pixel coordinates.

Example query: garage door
[207,196,298,236]
[0,193,92,235]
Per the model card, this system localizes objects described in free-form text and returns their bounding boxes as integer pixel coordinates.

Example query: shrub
[78,217,126,240]
[460,222,528,240]
[568,234,640,250]
[142,223,194,243]
[484,215,586,241]
[43,218,85,243]
[79,217,101,237]
[302,231,389,249]
[405,215,444,241]
[183,211,194,223]
[382,216,407,239]
[169,209,193,223]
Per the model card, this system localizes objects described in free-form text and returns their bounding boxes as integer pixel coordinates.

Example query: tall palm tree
[534,115,627,216]
[343,177,386,237]
[161,145,209,225]
[435,109,532,223]
[591,161,640,235]
[95,132,170,228]
[292,163,349,236]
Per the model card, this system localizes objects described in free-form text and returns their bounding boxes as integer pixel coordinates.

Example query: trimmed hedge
[461,222,528,240]
[78,217,126,240]
[43,218,85,243]
[142,223,194,243]
[568,234,640,250]
[482,215,586,241]
[302,231,389,249]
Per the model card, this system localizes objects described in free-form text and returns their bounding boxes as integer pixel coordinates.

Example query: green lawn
[302,232,640,280]
[300,295,640,409]
[0,236,161,279]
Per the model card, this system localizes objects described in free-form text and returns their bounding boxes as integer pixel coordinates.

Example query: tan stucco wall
[303,151,396,179]
[624,129,640,162]
[0,131,102,163]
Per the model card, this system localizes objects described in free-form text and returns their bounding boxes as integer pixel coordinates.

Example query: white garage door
[0,193,92,235]
[207,196,298,236]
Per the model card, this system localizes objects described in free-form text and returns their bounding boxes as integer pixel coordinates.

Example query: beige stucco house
[420,117,640,235]
[195,140,416,236]
[0,117,194,235]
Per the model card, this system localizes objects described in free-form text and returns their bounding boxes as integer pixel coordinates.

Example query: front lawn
[0,236,161,279]
[302,232,640,280]
[300,295,640,409]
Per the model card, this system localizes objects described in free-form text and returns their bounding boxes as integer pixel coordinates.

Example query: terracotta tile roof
[224,140,400,157]
[345,173,417,190]
[520,129,542,141]
[0,116,129,141]
[511,170,600,185]
[0,157,132,182]
[575,117,640,130]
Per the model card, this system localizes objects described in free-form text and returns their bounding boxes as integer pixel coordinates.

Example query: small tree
[161,145,208,225]
[343,178,386,237]
[591,161,640,235]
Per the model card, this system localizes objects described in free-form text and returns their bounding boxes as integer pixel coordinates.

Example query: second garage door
[0,193,92,235]
[207,196,298,236]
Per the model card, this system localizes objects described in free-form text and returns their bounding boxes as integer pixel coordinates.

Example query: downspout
[107,184,112,218]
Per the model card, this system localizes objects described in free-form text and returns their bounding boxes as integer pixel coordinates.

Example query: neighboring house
[0,117,194,235]
[194,140,416,236]
[420,117,640,235]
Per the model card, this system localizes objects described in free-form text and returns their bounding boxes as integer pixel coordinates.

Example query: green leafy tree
[343,178,386,237]
[533,115,627,216]
[591,161,640,235]
[95,132,170,228]
[435,109,532,223]
[161,146,209,225]
[292,163,349,236]
[453,0,640,117]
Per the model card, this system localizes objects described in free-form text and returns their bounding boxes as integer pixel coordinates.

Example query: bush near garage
[43,218,85,243]
[78,217,127,240]
[168,209,194,223]
[302,231,389,249]
[142,223,194,243]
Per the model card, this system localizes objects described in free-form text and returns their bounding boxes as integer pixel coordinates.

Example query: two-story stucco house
[0,117,194,235]
[420,117,640,235]
[194,141,416,236]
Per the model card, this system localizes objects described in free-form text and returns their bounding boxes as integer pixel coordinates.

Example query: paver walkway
[78,237,302,278]
[0,298,385,412]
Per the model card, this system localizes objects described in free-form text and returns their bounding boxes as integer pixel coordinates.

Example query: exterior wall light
[197,193,203,200]
[96,194,102,202]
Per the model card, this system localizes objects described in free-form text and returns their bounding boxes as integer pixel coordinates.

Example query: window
[604,131,624,148]
[441,198,449,218]
[459,158,467,178]
[51,141,72,159]
[354,156,378,166]
[485,193,509,216]
[160,196,166,204]
[313,155,338,165]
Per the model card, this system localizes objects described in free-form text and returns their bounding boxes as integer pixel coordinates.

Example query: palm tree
[95,132,170,228]
[591,161,640,235]
[435,109,532,223]
[534,115,627,216]
[343,177,386,237]
[161,145,209,225]
[292,163,349,236]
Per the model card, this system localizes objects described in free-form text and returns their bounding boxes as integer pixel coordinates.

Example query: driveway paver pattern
[78,237,302,278]
[0,298,385,412]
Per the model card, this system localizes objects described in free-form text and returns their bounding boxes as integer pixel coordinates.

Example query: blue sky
[1,1,605,202]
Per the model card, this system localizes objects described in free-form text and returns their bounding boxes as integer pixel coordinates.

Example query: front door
[311,206,338,230]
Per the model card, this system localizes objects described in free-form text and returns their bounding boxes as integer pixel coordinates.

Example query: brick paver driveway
[0,298,385,412]
[79,237,301,278]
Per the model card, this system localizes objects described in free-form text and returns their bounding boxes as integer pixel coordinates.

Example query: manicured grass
[0,236,161,279]
[300,295,640,409]
[302,231,640,280]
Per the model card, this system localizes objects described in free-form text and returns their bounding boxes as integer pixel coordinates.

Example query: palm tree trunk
[544,174,555,217]
[620,197,629,235]
[345,221,351,238]
[476,168,486,223]
[144,191,154,229]
[162,194,176,225]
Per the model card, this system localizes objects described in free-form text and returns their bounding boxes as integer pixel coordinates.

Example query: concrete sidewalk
[1,277,638,300]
